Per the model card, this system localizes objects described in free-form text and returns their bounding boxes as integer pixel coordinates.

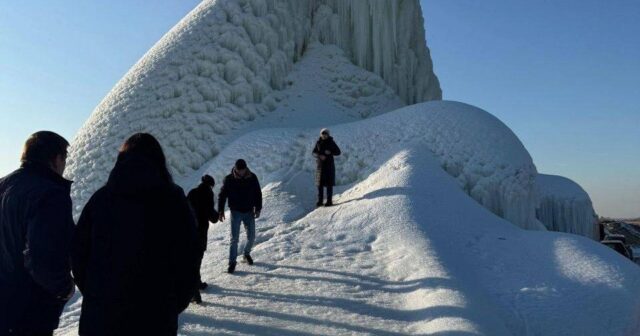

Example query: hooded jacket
[71,157,199,335]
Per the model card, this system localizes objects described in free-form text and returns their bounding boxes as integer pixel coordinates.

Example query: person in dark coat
[71,133,199,336]
[186,174,218,304]
[0,131,75,336]
[312,128,341,207]
[218,159,262,274]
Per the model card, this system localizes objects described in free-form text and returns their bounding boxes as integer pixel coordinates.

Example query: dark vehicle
[604,234,627,244]
[601,240,633,260]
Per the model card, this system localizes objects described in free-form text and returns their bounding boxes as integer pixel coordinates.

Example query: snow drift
[56,104,640,335]
[65,0,441,214]
[536,174,598,239]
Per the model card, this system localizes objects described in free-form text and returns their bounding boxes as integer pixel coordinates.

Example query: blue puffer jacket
[0,162,74,334]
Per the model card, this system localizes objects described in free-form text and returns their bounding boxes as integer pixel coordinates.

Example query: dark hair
[117,133,172,182]
[201,174,215,186]
[21,131,69,165]
[235,159,247,170]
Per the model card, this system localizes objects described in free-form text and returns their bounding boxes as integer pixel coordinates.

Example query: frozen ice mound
[55,133,640,336]
[187,126,640,336]
[536,174,598,239]
[65,0,441,215]
[198,100,542,231]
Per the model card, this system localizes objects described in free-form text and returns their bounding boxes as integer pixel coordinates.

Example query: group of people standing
[0,128,340,335]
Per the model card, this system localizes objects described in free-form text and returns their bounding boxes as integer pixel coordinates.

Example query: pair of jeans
[229,210,255,265]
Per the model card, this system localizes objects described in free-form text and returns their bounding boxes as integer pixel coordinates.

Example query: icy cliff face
[65,0,441,214]
[308,0,441,102]
[536,174,598,239]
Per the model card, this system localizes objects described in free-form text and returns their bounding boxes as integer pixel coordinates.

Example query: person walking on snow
[187,174,219,304]
[218,159,262,274]
[0,131,75,336]
[312,128,341,207]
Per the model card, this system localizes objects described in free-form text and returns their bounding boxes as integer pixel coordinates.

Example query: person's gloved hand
[254,210,261,219]
[219,212,226,222]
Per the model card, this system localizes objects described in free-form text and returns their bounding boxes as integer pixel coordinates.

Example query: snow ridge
[193,101,541,231]
[65,0,441,214]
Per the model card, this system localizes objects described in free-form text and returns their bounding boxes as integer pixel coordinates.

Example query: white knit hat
[320,128,330,136]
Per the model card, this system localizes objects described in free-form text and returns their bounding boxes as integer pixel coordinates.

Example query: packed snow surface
[65,0,440,215]
[56,101,640,335]
[536,174,598,240]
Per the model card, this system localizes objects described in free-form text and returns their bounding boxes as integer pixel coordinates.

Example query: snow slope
[56,1,640,334]
[65,0,440,215]
[57,101,640,335]
[180,101,541,231]
[536,174,598,240]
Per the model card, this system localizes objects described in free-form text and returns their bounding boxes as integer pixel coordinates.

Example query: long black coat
[72,157,199,336]
[312,136,341,186]
[187,183,218,251]
[0,162,74,334]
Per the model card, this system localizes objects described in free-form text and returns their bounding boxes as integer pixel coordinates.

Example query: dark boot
[325,186,333,206]
[243,254,254,265]
[227,262,236,274]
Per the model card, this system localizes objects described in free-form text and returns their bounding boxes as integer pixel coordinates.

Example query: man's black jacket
[0,162,74,333]
[218,168,262,214]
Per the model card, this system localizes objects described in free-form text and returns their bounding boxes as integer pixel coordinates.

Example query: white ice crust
[65,0,441,214]
[536,174,598,239]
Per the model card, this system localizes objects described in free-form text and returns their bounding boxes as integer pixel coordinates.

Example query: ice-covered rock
[536,174,598,239]
[65,0,441,215]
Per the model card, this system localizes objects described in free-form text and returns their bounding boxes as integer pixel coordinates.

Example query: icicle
[536,174,599,239]
[65,0,442,215]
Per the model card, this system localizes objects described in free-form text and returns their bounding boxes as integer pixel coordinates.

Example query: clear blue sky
[1,1,638,218]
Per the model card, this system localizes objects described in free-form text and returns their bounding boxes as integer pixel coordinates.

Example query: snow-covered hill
[57,0,640,335]
[57,101,640,335]
[65,0,440,215]
[180,101,542,231]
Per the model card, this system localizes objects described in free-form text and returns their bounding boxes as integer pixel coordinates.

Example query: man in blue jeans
[218,159,262,274]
